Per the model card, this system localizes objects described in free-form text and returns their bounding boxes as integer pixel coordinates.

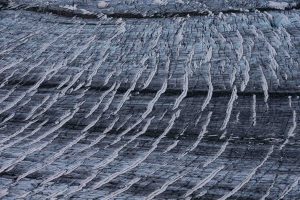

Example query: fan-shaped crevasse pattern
[0,2,300,199]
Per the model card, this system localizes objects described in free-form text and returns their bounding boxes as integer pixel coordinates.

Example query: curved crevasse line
[218,145,274,200]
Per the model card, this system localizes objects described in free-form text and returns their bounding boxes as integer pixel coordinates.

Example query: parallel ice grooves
[4,133,59,174]
[78,116,119,153]
[145,172,186,200]
[49,150,98,182]
[279,177,300,199]
[125,117,154,145]
[24,95,50,120]
[0,69,17,89]
[0,119,37,145]
[67,35,96,64]
[279,110,297,150]
[142,60,169,119]
[66,169,98,197]
[86,45,110,87]
[203,140,229,168]
[106,57,171,147]
[0,89,15,105]
[102,178,141,200]
[102,83,121,114]
[174,20,186,58]
[235,30,244,61]
[0,59,23,75]
[183,166,225,198]
[92,110,181,190]
[31,93,60,120]
[259,65,269,103]
[26,38,88,118]
[163,140,179,153]
[201,63,213,111]
[1,6,300,199]
[25,101,84,146]
[92,143,128,170]
[113,56,148,115]
[0,92,26,115]
[260,175,277,200]
[85,83,116,118]
[0,113,14,125]
[220,86,238,131]
[173,48,193,110]
[142,54,158,90]
[0,31,40,56]
[142,27,163,88]
[218,145,274,200]
[42,154,99,198]
[0,24,76,95]
[16,132,86,182]
[240,57,250,91]
[181,111,212,157]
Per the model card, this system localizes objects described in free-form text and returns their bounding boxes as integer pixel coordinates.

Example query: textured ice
[0,0,300,199]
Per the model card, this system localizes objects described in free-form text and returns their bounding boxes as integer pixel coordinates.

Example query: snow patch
[267,1,289,10]
[176,0,184,4]
[98,1,109,8]
[60,4,77,10]
[153,0,168,5]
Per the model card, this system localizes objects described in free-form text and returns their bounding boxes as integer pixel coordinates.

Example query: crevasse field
[0,0,300,199]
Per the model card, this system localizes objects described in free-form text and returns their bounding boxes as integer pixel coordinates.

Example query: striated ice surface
[0,0,300,199]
